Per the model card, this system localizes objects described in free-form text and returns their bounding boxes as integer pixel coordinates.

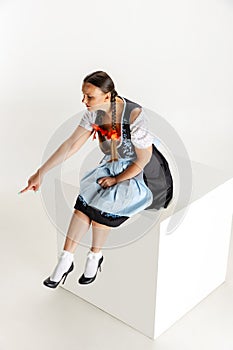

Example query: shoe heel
[99,256,104,272]
[62,262,74,285]
[62,272,68,284]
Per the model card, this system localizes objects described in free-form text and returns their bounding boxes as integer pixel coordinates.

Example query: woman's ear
[104,92,111,102]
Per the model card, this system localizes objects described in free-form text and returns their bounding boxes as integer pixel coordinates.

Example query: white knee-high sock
[84,250,103,278]
[50,249,74,282]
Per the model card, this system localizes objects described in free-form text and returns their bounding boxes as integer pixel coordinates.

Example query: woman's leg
[78,221,111,282]
[63,210,92,253]
[90,221,111,252]
[46,210,91,283]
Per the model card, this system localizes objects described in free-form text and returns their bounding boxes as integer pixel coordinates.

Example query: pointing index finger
[18,186,29,194]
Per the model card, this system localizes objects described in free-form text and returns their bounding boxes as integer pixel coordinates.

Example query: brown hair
[83,70,118,131]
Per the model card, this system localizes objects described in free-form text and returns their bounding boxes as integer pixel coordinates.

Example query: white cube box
[54,158,233,339]
[154,177,233,338]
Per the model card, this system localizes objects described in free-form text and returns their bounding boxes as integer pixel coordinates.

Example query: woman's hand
[97,176,117,188]
[18,169,44,194]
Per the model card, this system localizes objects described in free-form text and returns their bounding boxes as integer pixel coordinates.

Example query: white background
[1,1,233,348]
[1,0,232,191]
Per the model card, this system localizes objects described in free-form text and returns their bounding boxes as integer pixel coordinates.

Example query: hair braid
[110,89,118,131]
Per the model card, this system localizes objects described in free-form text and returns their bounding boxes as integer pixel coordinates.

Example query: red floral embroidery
[91,123,120,141]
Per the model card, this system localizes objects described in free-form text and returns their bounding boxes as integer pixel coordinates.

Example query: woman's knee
[91,220,111,230]
[74,209,91,224]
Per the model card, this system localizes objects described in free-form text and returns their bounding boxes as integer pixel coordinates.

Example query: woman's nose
[82,96,89,104]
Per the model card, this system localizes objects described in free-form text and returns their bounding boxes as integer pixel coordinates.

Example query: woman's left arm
[97,145,152,188]
[115,146,152,183]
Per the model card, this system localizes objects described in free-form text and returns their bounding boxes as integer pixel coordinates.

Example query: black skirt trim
[73,195,129,228]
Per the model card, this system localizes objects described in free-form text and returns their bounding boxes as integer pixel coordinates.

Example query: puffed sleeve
[79,109,96,131]
[130,108,156,149]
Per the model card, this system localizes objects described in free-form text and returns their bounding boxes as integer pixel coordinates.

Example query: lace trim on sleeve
[129,108,155,149]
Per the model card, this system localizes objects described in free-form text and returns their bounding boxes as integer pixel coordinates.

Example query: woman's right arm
[19,125,92,193]
[39,125,92,176]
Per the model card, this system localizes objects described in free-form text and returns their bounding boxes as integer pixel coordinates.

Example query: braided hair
[110,89,118,131]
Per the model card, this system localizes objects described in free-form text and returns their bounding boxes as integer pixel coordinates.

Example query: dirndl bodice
[78,97,154,217]
[78,96,173,217]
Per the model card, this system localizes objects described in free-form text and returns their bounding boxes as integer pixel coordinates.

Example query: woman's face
[81,82,111,112]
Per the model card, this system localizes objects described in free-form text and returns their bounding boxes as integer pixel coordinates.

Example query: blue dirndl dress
[74,96,155,227]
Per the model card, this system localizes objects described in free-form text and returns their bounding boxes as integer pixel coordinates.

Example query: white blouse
[129,108,155,149]
[79,107,155,149]
[79,109,96,131]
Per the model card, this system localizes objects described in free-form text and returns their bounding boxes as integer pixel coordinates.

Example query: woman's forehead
[82,82,102,95]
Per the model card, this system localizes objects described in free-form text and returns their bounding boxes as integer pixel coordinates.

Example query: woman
[19,70,156,288]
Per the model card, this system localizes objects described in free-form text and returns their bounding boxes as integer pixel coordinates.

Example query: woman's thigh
[91,220,111,230]
[74,209,92,224]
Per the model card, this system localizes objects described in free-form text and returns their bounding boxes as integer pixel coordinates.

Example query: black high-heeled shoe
[78,256,104,285]
[43,261,74,289]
